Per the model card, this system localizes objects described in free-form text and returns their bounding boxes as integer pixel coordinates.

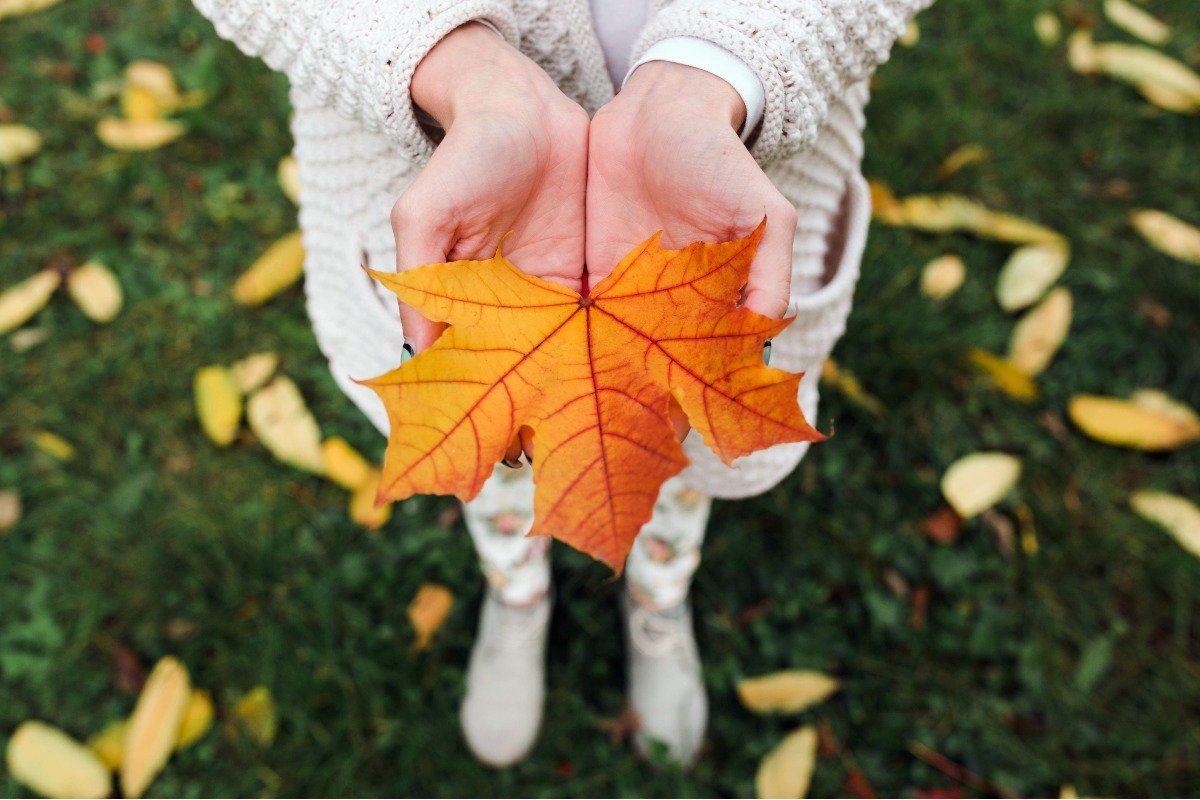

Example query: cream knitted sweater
[192,0,929,498]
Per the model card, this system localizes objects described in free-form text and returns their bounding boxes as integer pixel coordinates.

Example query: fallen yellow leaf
[194,366,243,447]
[1130,490,1200,559]
[966,348,1039,401]
[32,430,75,461]
[937,144,989,178]
[1008,287,1072,375]
[124,61,181,108]
[408,583,454,651]
[878,192,1065,246]
[322,436,376,491]
[174,689,214,749]
[231,351,279,393]
[87,719,128,770]
[737,670,841,714]
[1034,12,1062,46]
[96,117,186,151]
[899,19,919,46]
[1130,209,1200,265]
[0,123,41,165]
[820,358,885,416]
[0,488,21,533]
[1103,0,1170,45]
[941,452,1022,519]
[278,155,300,203]
[0,269,60,335]
[756,725,818,799]
[121,656,191,799]
[231,231,306,306]
[1070,30,1200,112]
[246,376,325,473]
[349,471,392,530]
[919,254,966,299]
[120,84,167,122]
[6,721,111,799]
[996,243,1070,312]
[234,686,278,746]
[868,180,906,225]
[1129,389,1200,429]
[1069,394,1200,450]
[66,261,123,323]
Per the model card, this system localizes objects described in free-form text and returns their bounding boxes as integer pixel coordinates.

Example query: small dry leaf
[231,351,279,393]
[231,231,306,306]
[1034,12,1062,46]
[194,366,243,447]
[1130,490,1200,559]
[66,261,123,323]
[966,348,1039,401]
[246,376,325,473]
[756,725,819,799]
[899,19,919,46]
[0,0,64,19]
[0,489,21,533]
[1,269,61,335]
[868,180,906,224]
[922,506,963,545]
[820,358,884,416]
[1068,394,1200,450]
[121,84,166,122]
[996,243,1070,312]
[0,123,41,165]
[1061,785,1079,799]
[878,192,1065,246]
[174,689,214,749]
[737,670,841,714]
[920,254,966,299]
[1008,287,1072,375]
[941,452,1022,519]
[124,61,180,108]
[88,719,128,770]
[1128,389,1200,429]
[234,686,278,746]
[1103,0,1170,45]
[937,145,989,178]
[278,155,300,203]
[349,471,392,529]
[1070,31,1200,112]
[121,656,191,799]
[408,583,454,651]
[1135,81,1200,113]
[9,327,49,352]
[1130,209,1200,264]
[32,430,74,461]
[6,721,111,799]
[96,117,185,151]
[322,436,376,490]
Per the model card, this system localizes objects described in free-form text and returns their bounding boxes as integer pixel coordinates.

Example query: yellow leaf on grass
[96,117,185,151]
[738,671,841,714]
[194,366,243,447]
[756,725,818,799]
[124,61,181,109]
[1135,81,1200,113]
[920,254,966,299]
[878,192,1065,246]
[88,719,128,770]
[231,351,279,394]
[120,84,167,122]
[1130,209,1200,264]
[1068,29,1101,73]
[246,376,325,474]
[234,686,278,746]
[6,721,111,799]
[941,452,1022,519]
[1069,394,1200,450]
[1034,12,1062,46]
[349,470,392,530]
[966,348,1039,401]
[0,269,60,335]
[408,583,454,651]
[175,689,214,749]
[1008,287,1072,375]
[1103,0,1170,45]
[66,261,123,323]
[1130,490,1200,559]
[231,231,306,306]
[32,430,75,461]
[278,156,300,203]
[0,488,21,533]
[996,243,1070,312]
[0,124,42,165]
[899,19,919,47]
[0,0,61,19]
[1070,31,1200,111]
[937,145,989,178]
[1129,389,1200,429]
[122,656,191,799]
[322,436,376,491]
[820,358,885,416]
[868,180,906,225]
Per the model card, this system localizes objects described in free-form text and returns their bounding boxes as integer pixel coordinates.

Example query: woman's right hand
[396,22,589,353]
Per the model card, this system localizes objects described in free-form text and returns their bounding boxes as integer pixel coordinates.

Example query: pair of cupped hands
[396,23,798,463]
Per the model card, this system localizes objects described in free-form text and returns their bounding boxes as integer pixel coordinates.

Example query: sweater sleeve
[629,0,932,164]
[190,0,521,163]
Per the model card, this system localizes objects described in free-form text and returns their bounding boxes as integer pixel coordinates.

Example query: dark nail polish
[401,342,415,364]
[502,458,522,469]
[762,340,773,366]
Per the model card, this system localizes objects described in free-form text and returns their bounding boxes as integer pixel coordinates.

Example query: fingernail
[502,458,523,469]
[762,340,773,366]
[401,342,415,364]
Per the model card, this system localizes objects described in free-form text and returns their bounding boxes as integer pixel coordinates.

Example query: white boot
[460,590,550,767]
[622,591,708,767]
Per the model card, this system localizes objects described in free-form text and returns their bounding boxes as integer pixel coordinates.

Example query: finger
[668,397,691,442]
[518,426,535,464]
[391,196,450,352]
[502,433,523,468]
[742,198,797,320]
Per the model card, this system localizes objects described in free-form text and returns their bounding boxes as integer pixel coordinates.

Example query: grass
[2,0,1199,796]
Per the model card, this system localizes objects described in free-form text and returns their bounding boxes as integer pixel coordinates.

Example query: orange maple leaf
[364,222,823,571]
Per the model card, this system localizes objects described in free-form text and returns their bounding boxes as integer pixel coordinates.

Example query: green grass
[2,0,1199,796]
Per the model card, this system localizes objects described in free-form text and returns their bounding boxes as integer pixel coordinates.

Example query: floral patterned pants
[461,464,711,609]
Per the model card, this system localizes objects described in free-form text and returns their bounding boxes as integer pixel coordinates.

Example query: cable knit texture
[191,0,925,499]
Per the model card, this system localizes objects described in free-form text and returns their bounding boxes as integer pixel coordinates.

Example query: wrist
[621,61,746,132]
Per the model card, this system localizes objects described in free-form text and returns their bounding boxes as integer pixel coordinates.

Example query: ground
[1,0,1198,796]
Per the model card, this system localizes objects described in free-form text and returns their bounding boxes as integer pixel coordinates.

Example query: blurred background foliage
[1,0,1198,796]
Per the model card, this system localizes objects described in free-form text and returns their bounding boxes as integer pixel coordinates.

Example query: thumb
[391,201,449,353]
[742,200,797,320]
